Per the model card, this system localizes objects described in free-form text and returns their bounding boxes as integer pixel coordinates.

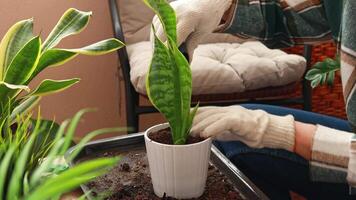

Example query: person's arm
[294,121,316,160]
[294,122,353,170]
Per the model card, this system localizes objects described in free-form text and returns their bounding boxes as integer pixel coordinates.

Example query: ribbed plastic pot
[144,123,212,199]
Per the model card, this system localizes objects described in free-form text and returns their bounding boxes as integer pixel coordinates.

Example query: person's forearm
[294,121,316,160]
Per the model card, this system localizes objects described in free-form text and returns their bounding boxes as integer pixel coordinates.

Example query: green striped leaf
[146,33,192,144]
[145,0,193,144]
[0,19,33,79]
[42,8,92,51]
[143,0,177,43]
[29,78,80,97]
[0,81,29,92]
[10,96,41,123]
[30,38,124,80]
[63,38,124,55]
[4,36,41,85]
[0,37,41,104]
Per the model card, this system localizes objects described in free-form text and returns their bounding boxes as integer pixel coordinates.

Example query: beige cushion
[118,0,175,44]
[118,0,154,44]
[127,40,306,95]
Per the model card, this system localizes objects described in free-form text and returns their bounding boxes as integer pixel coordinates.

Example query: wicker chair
[108,0,312,133]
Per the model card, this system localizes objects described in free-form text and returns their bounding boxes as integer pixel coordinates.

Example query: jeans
[214,104,353,200]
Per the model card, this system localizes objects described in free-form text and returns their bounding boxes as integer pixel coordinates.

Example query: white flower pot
[144,123,212,199]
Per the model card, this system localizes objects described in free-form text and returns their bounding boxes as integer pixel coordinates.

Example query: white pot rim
[144,123,211,148]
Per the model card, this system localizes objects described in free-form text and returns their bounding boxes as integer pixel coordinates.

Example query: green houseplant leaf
[0,36,41,105]
[0,19,33,79]
[30,38,124,80]
[143,0,177,43]
[144,0,194,144]
[27,157,119,200]
[9,96,41,123]
[305,57,340,88]
[3,36,41,85]
[42,8,92,51]
[28,78,80,97]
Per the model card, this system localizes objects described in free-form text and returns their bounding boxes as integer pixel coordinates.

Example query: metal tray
[66,133,269,200]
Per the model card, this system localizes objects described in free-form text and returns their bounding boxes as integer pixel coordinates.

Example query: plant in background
[0,109,123,200]
[0,8,124,127]
[144,0,198,145]
[0,8,125,200]
[305,56,340,88]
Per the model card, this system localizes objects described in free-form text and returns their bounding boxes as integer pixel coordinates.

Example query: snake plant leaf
[146,33,181,144]
[145,0,193,144]
[42,8,92,51]
[30,38,124,80]
[64,38,124,55]
[9,96,41,124]
[143,0,177,43]
[187,103,199,137]
[0,82,30,111]
[168,36,193,141]
[28,78,80,97]
[0,18,33,79]
[26,157,120,200]
[0,81,29,92]
[146,32,192,144]
[4,36,41,85]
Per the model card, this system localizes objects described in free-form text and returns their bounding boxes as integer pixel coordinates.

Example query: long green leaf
[30,38,124,80]
[29,78,80,97]
[0,19,33,79]
[59,109,93,154]
[4,36,41,85]
[42,8,92,51]
[146,32,182,143]
[67,127,126,161]
[145,0,192,144]
[143,0,177,43]
[27,158,119,200]
[0,145,16,198]
[62,38,124,55]
[168,36,192,140]
[0,81,29,92]
[0,37,41,105]
[7,122,39,199]
[146,33,192,144]
[30,120,69,186]
[10,96,41,123]
[30,49,77,81]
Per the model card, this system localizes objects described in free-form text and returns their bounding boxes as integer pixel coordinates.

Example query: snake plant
[0,8,124,127]
[144,0,198,145]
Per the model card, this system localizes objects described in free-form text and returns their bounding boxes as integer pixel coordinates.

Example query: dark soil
[84,150,244,200]
[148,127,205,144]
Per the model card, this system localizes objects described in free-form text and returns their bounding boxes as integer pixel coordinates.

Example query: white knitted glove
[191,106,296,151]
[151,0,233,46]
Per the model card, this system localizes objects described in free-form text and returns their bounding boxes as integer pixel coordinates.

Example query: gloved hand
[151,0,233,46]
[191,106,296,151]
